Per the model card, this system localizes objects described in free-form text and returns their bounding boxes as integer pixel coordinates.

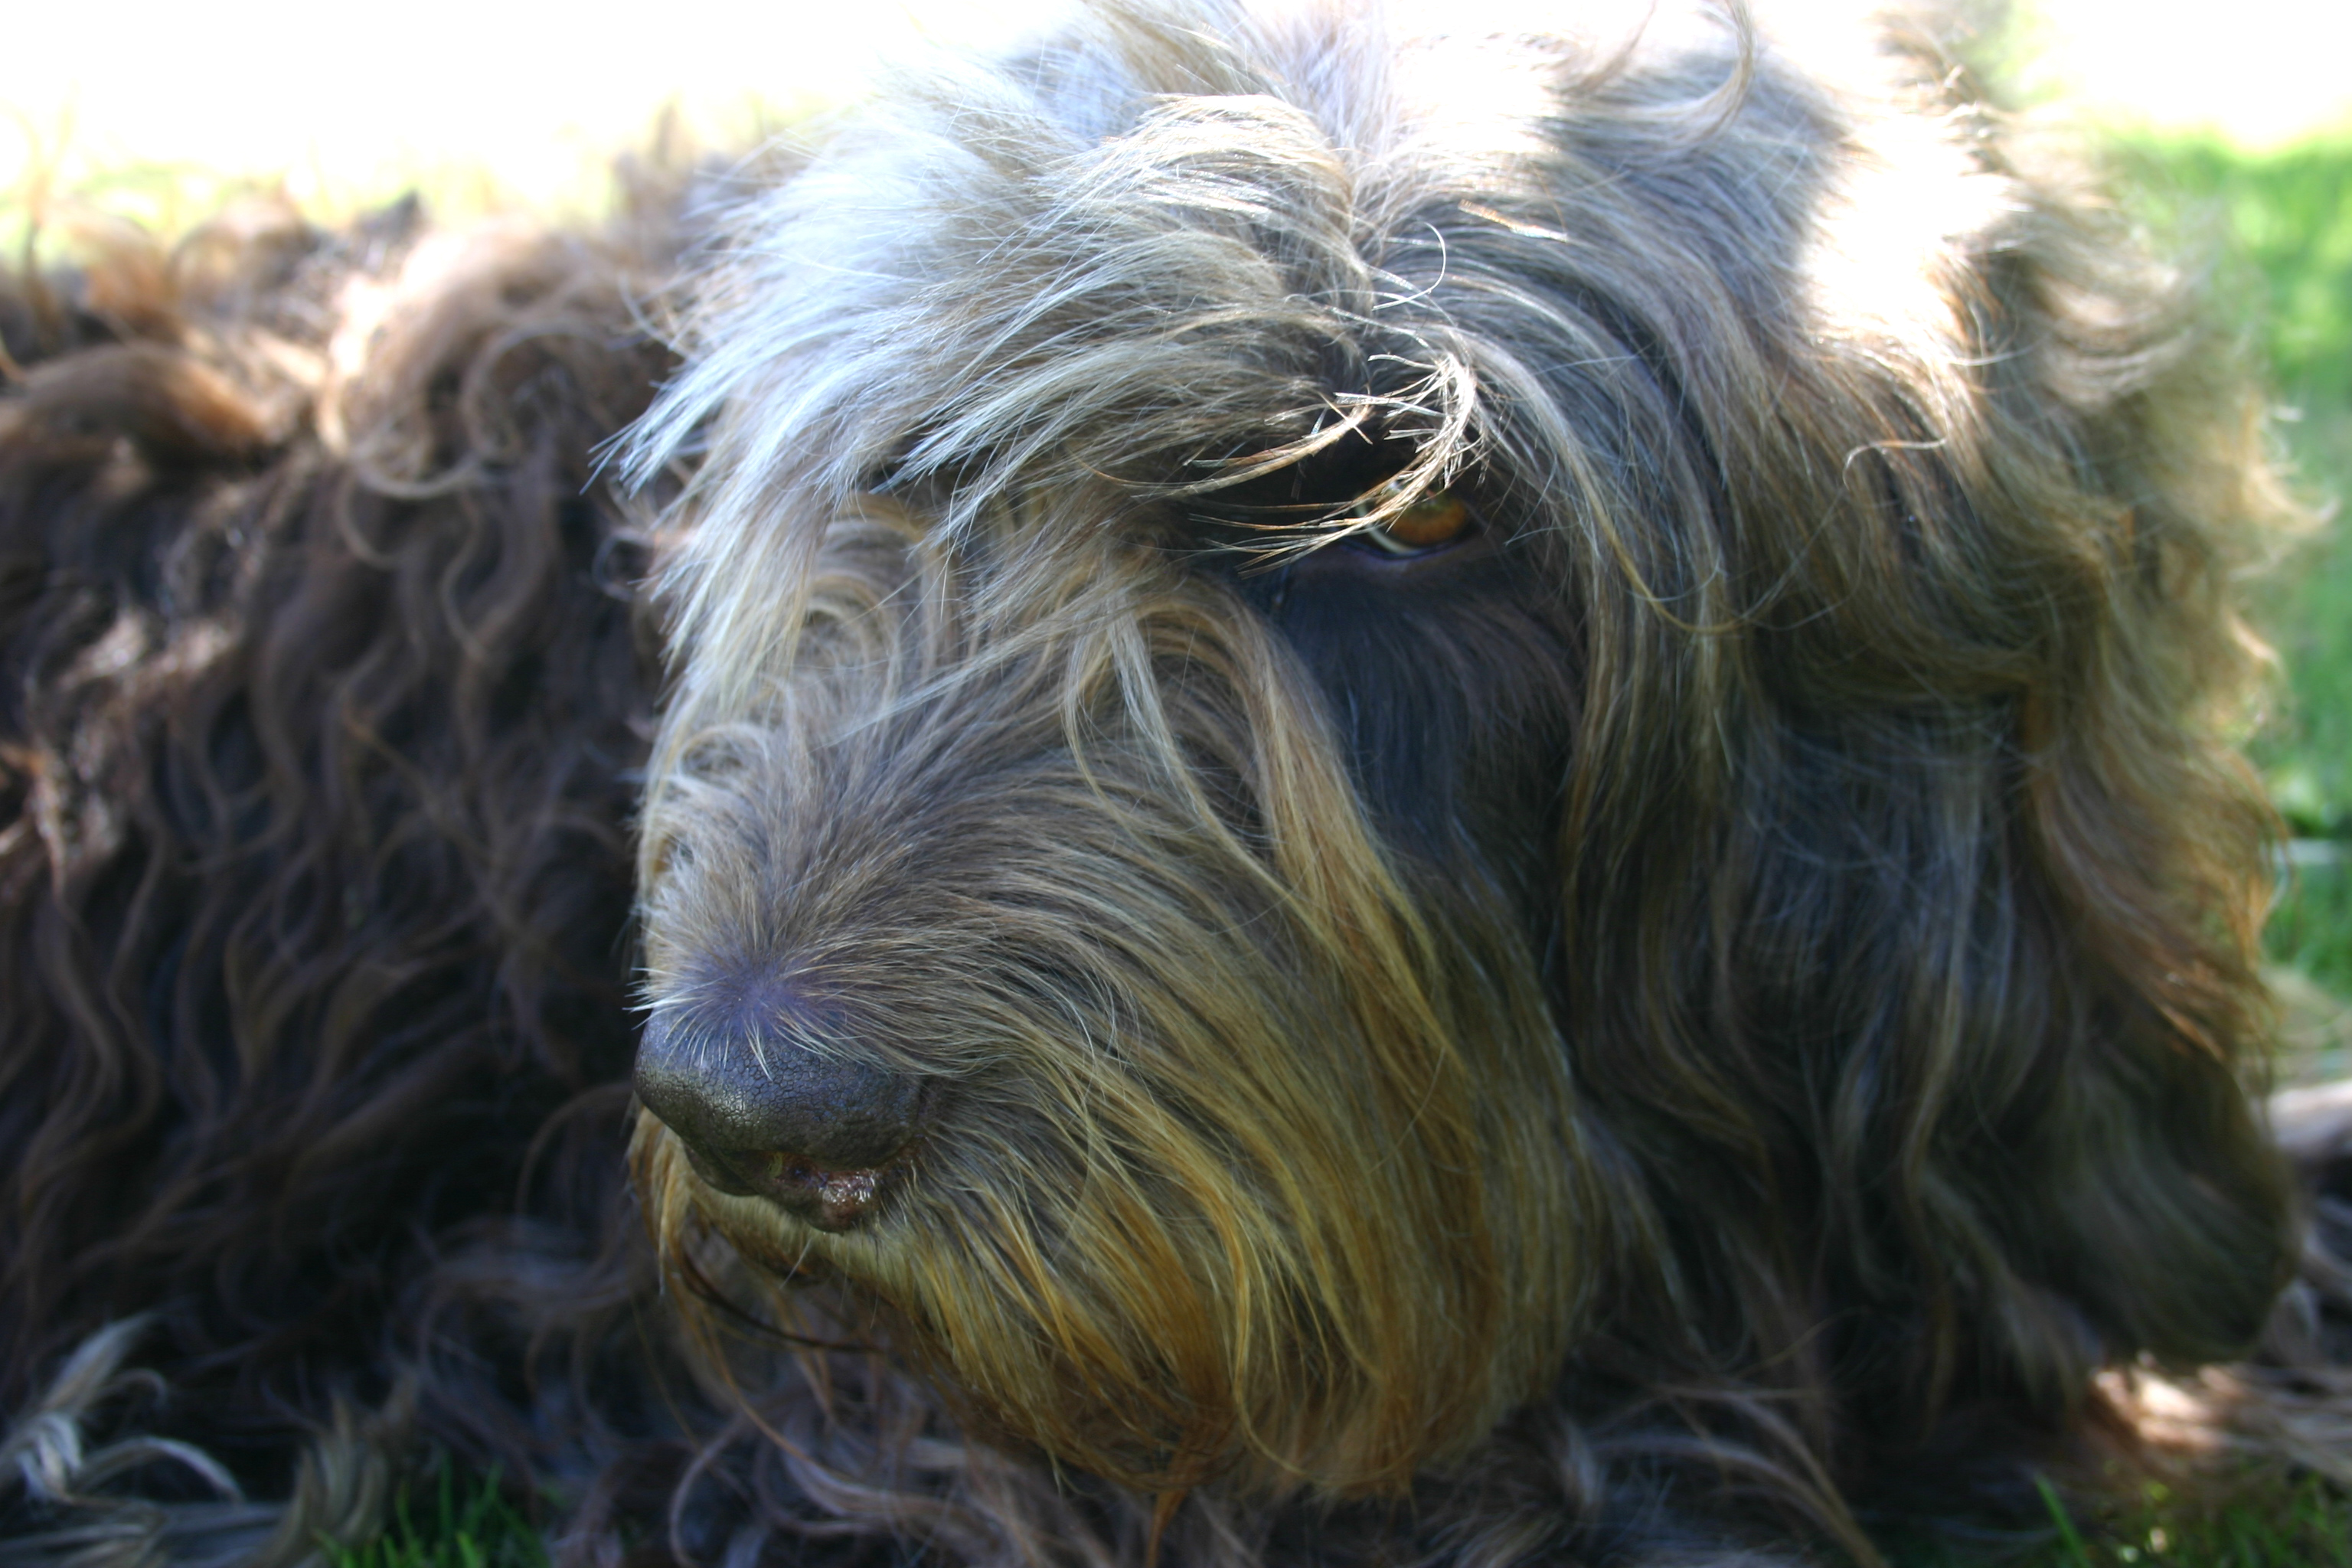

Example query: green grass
[2106,135,2352,851]
[2270,859,2352,1004]
[2105,133,2352,1099]
[1882,1472,2352,1568]
[2252,450,2352,853]
[1888,1472,2352,1568]
[328,1468,545,1568]
[2014,1472,2352,1568]
[2109,138,2352,410]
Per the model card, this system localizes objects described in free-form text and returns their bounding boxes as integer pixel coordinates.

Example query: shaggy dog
[3,3,2349,1563]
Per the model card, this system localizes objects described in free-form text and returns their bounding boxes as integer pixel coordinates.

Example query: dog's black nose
[634,988,922,1230]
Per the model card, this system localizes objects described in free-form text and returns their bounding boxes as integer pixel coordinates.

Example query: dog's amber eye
[1358,491,1472,556]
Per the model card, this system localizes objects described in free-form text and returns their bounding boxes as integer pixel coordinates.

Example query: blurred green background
[2144,132,2352,1089]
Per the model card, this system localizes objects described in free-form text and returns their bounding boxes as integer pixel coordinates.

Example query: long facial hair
[634,496,1597,1496]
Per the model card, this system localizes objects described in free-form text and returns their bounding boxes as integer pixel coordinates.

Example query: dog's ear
[1542,142,2300,1424]
[1940,188,2302,1373]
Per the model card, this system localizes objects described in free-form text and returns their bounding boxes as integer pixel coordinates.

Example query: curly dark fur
[2,5,2348,1566]
[0,193,688,1559]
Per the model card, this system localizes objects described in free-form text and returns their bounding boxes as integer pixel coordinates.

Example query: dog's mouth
[621,508,1591,1498]
[635,1116,889,1287]
[678,1139,910,1232]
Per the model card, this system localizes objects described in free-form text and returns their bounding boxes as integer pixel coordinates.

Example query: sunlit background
[5,0,2350,216]
[4,1,1043,217]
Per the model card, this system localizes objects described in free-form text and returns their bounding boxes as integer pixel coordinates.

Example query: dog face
[627,2,2294,1510]
[632,482,1593,1494]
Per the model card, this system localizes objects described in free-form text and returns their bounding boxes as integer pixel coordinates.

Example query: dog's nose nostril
[633,994,923,1230]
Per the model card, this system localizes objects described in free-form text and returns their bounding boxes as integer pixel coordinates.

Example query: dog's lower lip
[770,1153,886,1230]
[702,1146,902,1231]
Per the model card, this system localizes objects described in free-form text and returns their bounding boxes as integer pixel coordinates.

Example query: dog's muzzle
[632,988,924,1231]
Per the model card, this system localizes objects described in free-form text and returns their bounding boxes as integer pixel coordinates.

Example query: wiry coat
[4,5,2349,1566]
[0,201,682,1560]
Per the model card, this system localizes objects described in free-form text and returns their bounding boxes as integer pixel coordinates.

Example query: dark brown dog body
[4,5,2348,1564]
[0,209,686,1559]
